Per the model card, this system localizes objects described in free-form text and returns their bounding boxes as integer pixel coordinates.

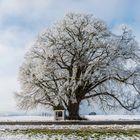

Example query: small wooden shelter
[54,105,66,120]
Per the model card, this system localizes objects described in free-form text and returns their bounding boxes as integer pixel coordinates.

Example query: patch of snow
[0,124,139,131]
[0,115,139,122]
[0,125,139,140]
[84,115,140,121]
[0,116,54,122]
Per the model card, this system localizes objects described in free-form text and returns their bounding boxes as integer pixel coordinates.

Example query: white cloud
[42,0,130,23]
[0,26,34,112]
[0,0,52,112]
[0,0,51,20]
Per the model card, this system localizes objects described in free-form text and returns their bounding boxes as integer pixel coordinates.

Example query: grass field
[0,115,139,139]
[0,125,140,139]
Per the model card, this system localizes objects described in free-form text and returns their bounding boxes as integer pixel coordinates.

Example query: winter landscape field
[0,0,140,139]
[0,115,139,139]
[0,125,139,140]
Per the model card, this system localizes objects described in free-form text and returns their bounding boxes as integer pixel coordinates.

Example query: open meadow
[0,115,139,139]
[0,124,139,139]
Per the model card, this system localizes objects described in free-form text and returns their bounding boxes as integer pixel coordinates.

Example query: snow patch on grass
[85,115,140,121]
[0,126,139,140]
[0,115,139,122]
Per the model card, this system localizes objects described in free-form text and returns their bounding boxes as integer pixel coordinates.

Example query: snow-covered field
[85,115,140,121]
[0,116,54,122]
[0,124,139,140]
[0,132,139,140]
[0,115,139,122]
[0,115,139,139]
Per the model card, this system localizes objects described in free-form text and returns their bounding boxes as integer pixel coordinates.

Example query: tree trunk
[67,102,81,120]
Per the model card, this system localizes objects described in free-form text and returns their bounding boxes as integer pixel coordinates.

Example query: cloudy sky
[0,0,140,113]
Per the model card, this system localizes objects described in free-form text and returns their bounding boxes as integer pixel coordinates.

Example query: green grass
[11,127,140,138]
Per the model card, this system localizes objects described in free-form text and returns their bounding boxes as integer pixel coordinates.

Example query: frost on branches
[15,13,140,120]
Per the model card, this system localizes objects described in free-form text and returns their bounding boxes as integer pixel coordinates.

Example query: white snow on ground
[0,133,139,140]
[0,124,139,130]
[0,115,139,122]
[0,125,139,140]
[0,115,139,139]
[84,115,140,121]
[0,116,54,122]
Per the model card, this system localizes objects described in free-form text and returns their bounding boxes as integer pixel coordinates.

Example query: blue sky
[0,0,140,113]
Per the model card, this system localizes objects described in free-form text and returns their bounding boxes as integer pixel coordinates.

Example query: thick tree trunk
[67,102,81,120]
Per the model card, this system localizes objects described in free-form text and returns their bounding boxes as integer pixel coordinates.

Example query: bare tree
[15,13,140,120]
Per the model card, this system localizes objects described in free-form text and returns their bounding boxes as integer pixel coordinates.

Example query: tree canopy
[16,13,140,119]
